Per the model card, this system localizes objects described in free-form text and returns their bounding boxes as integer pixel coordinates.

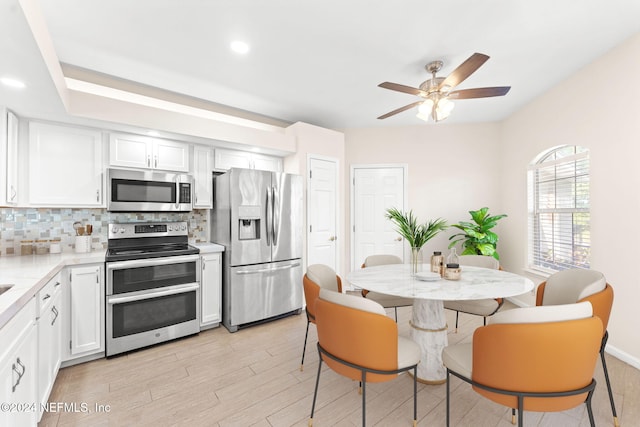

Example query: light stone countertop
[0,251,107,330]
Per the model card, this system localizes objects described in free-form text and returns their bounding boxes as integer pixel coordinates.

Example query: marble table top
[346,264,534,301]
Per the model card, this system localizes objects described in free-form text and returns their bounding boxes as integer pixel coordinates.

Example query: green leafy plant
[385,207,447,249]
[448,207,507,260]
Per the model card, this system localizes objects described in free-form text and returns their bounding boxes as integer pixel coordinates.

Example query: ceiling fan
[377,53,510,122]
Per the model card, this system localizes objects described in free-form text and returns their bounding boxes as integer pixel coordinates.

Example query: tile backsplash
[0,208,209,256]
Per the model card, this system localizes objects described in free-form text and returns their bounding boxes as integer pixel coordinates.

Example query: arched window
[527,145,590,272]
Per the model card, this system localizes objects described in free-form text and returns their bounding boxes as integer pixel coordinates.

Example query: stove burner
[106,222,200,262]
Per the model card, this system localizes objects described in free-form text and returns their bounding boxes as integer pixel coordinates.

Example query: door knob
[329,236,336,241]
[395,237,402,241]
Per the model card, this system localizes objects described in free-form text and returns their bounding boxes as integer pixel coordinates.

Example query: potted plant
[448,207,507,260]
[385,207,447,274]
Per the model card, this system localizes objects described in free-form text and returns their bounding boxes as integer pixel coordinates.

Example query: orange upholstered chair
[360,254,412,321]
[535,268,618,426]
[300,264,343,371]
[443,255,503,332]
[310,288,421,427]
[443,302,603,427]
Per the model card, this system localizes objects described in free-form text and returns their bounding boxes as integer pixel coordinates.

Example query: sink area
[0,284,14,296]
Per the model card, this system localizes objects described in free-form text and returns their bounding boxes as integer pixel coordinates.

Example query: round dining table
[346,263,534,384]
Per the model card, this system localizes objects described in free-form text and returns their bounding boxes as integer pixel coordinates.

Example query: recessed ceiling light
[1,77,26,89]
[230,40,250,54]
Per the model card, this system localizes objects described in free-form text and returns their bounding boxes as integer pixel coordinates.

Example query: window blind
[528,147,590,272]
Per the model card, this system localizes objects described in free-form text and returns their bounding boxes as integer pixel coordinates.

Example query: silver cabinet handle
[51,305,59,326]
[42,293,51,301]
[154,155,158,168]
[147,155,151,167]
[12,358,26,392]
[10,185,17,201]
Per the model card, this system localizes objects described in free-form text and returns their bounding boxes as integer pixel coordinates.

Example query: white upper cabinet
[214,148,282,172]
[193,145,213,208]
[0,108,19,206]
[110,133,189,172]
[28,122,104,207]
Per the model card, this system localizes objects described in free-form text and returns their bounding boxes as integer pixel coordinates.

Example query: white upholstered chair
[535,268,618,427]
[443,301,602,426]
[310,288,420,427]
[360,254,413,321]
[300,264,343,371]
[443,255,502,332]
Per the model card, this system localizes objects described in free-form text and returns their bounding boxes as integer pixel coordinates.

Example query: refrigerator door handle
[235,262,301,275]
[266,186,273,246]
[272,186,279,246]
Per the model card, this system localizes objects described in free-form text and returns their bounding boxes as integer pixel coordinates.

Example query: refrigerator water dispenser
[238,205,261,240]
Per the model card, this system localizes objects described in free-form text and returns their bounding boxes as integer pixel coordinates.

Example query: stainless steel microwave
[107,168,193,212]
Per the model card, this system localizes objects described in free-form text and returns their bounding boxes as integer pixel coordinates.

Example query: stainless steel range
[105,221,201,357]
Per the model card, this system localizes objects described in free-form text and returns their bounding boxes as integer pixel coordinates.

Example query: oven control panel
[109,222,188,239]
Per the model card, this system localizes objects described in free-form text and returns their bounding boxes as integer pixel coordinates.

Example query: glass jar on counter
[21,240,34,256]
[35,239,49,255]
[49,239,62,254]
[444,263,461,280]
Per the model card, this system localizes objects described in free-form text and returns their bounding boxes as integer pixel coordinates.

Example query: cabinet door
[29,122,103,206]
[1,109,19,206]
[154,139,190,172]
[68,265,104,357]
[200,253,221,327]
[193,146,213,208]
[0,323,37,427]
[37,284,62,412]
[214,148,252,171]
[252,153,282,172]
[109,133,152,169]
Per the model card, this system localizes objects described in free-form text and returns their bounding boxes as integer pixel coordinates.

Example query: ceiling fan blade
[448,86,511,99]
[377,101,424,120]
[378,82,429,97]
[439,53,490,90]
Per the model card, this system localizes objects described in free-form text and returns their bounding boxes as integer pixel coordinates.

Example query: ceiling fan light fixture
[433,97,455,121]
[416,99,434,122]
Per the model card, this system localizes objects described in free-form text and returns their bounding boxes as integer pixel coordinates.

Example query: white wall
[500,32,640,364]
[344,123,503,272]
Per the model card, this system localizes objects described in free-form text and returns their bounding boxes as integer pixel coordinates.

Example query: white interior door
[352,166,406,270]
[307,157,338,272]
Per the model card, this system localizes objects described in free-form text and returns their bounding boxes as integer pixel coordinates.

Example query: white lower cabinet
[0,298,38,427]
[63,264,105,362]
[37,273,62,421]
[200,252,221,329]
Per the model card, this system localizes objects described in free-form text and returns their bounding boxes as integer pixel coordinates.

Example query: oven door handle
[235,262,300,275]
[106,254,200,271]
[107,283,200,305]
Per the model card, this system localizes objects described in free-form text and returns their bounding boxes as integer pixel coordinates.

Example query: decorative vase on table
[385,207,447,277]
[410,247,423,276]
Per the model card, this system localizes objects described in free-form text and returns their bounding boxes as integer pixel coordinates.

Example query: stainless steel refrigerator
[211,168,303,332]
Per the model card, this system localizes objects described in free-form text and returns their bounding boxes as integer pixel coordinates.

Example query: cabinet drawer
[37,273,62,313]
[0,298,36,365]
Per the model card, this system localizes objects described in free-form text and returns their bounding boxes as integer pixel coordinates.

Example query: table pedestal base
[409,299,447,384]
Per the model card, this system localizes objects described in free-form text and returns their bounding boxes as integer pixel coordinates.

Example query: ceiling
[2,0,640,131]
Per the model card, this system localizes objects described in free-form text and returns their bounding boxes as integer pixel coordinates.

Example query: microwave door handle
[265,187,272,246]
[175,177,180,210]
[272,186,278,246]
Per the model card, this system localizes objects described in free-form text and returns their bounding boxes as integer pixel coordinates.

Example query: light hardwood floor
[39,303,639,427]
